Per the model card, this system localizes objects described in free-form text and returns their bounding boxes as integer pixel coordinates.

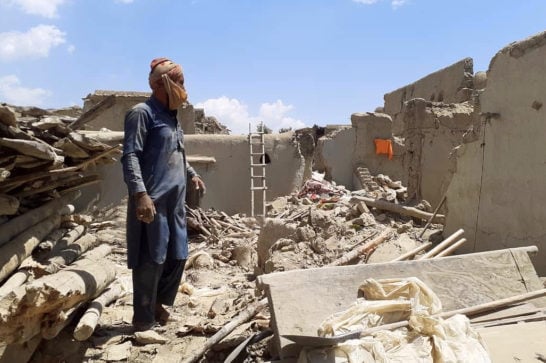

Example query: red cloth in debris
[374,139,393,160]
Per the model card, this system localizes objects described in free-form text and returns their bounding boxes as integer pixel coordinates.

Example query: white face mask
[162,74,188,110]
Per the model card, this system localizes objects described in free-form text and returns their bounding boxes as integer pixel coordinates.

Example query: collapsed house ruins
[0,30,545,362]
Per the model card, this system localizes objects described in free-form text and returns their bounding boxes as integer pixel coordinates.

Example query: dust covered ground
[29,175,443,363]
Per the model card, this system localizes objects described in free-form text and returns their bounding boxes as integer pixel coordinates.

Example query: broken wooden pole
[0,227,69,297]
[434,238,467,258]
[0,214,61,283]
[73,280,126,341]
[417,194,446,239]
[0,194,19,216]
[40,225,85,254]
[41,245,114,340]
[41,303,83,340]
[0,244,116,344]
[351,196,446,224]
[390,242,432,262]
[418,229,464,260]
[329,228,392,266]
[33,233,98,277]
[180,298,268,363]
[0,270,30,299]
[0,189,80,247]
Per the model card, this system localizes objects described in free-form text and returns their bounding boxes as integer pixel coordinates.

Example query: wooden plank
[478,321,546,362]
[257,247,545,358]
[473,311,546,328]
[470,303,542,323]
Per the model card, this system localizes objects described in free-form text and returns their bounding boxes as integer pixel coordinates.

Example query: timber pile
[0,103,124,360]
[0,103,121,217]
[0,199,125,361]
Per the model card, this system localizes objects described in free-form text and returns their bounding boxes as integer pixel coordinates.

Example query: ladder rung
[251,175,265,178]
[251,187,267,190]
[250,152,263,156]
[250,163,267,166]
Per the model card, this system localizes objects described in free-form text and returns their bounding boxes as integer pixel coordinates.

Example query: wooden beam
[351,196,445,224]
[0,245,116,344]
[0,214,61,283]
[0,190,80,247]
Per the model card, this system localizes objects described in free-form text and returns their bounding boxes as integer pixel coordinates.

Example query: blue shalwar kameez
[121,96,196,325]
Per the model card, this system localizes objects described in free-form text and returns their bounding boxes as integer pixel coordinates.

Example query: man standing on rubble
[121,57,205,331]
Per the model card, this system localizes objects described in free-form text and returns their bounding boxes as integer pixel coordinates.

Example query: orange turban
[148,58,187,110]
[149,58,184,84]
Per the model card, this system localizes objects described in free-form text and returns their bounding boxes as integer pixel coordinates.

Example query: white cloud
[67,44,75,54]
[0,0,66,18]
[0,25,66,61]
[352,0,409,8]
[0,75,51,106]
[195,96,307,135]
[391,0,408,8]
[352,0,380,4]
[259,100,306,132]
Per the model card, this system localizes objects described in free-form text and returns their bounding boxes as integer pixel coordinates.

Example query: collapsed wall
[384,58,474,135]
[401,99,477,206]
[83,90,228,135]
[83,91,149,131]
[315,64,477,209]
[444,30,546,274]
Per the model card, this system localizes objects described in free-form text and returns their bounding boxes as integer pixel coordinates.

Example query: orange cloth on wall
[374,139,393,160]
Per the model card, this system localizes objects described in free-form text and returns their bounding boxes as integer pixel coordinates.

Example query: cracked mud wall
[184,132,307,215]
[314,126,355,189]
[402,99,477,206]
[384,58,474,135]
[445,31,546,274]
[351,112,405,185]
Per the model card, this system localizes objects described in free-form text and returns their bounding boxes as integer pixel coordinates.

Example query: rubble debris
[181,298,268,363]
[0,104,120,217]
[193,108,230,135]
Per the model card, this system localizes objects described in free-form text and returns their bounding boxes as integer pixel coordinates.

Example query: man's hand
[192,176,206,194]
[135,192,156,223]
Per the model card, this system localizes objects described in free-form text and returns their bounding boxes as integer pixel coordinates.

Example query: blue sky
[0,0,545,134]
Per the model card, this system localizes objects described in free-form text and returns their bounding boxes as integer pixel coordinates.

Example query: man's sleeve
[121,107,148,195]
[186,160,198,179]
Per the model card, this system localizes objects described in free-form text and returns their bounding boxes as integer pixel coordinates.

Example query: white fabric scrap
[298,277,490,363]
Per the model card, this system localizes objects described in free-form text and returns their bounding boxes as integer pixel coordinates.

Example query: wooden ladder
[249,122,267,217]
